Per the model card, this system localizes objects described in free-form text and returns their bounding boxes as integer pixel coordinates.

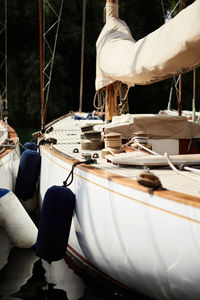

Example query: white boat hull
[39,145,200,300]
[0,124,20,191]
[0,147,20,190]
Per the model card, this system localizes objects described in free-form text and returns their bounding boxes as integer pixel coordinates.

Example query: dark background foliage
[1,0,199,129]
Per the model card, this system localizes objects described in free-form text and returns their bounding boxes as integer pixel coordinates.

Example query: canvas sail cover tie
[96,0,200,90]
[105,2,118,19]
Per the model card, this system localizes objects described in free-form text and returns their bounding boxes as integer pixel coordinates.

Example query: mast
[39,0,44,130]
[38,0,63,131]
[105,0,118,123]
[0,0,8,124]
[79,0,86,113]
[177,0,184,116]
[4,0,7,107]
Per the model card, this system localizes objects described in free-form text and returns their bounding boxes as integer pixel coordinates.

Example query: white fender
[0,227,13,269]
[0,189,38,248]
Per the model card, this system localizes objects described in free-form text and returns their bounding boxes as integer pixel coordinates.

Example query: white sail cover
[96,0,200,90]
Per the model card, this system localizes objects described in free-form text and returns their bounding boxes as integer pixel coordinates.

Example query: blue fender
[24,142,38,151]
[35,185,75,263]
[15,149,41,199]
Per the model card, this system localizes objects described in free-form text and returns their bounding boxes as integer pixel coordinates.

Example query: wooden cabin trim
[43,144,200,209]
[0,125,18,160]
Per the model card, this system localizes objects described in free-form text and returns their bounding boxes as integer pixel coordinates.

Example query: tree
[3,0,199,128]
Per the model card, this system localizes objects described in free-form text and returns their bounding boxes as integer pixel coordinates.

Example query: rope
[113,81,130,114]
[167,79,173,110]
[192,69,196,122]
[160,0,165,23]
[135,142,160,156]
[164,153,200,183]
[127,141,200,184]
[18,141,27,150]
[0,137,18,155]
[63,158,96,187]
[165,1,183,113]
[174,76,180,102]
[123,138,160,156]
[183,166,200,175]
[104,147,118,156]
[93,88,106,111]
[167,0,180,19]
[0,0,7,108]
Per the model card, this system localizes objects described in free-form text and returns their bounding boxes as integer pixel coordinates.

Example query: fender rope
[63,157,96,187]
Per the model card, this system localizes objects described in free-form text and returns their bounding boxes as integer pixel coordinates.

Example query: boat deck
[45,116,200,200]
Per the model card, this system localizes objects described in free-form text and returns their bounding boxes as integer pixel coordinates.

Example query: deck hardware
[137,170,162,190]
[73,148,79,153]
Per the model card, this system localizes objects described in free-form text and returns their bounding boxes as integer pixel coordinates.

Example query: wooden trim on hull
[0,125,18,160]
[42,145,200,209]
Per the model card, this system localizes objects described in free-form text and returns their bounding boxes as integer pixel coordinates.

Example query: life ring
[0,189,38,248]
[35,185,75,263]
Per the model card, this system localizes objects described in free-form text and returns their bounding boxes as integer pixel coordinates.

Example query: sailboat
[0,1,38,256]
[37,0,200,299]
[0,0,20,191]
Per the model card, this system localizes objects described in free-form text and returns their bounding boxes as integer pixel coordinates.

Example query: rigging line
[178,74,182,116]
[134,142,160,156]
[174,76,180,99]
[164,153,200,183]
[39,0,45,130]
[0,1,7,101]
[160,0,165,23]
[167,78,173,111]
[168,0,180,18]
[0,57,6,69]
[93,91,105,110]
[130,142,200,184]
[0,26,6,35]
[43,0,64,127]
[44,19,59,37]
[192,69,196,123]
[177,0,183,117]
[43,51,54,71]
[46,0,59,18]
[43,79,51,91]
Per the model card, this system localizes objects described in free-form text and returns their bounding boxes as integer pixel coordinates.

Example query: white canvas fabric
[105,114,200,139]
[96,0,200,90]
